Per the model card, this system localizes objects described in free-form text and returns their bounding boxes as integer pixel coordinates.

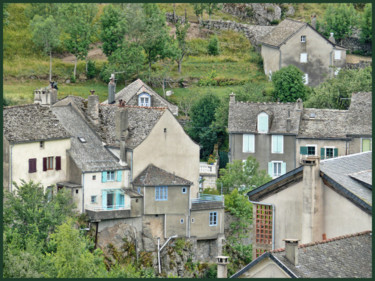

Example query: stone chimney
[88,90,99,125]
[229,92,236,105]
[283,239,299,266]
[295,98,303,111]
[34,83,57,106]
[216,256,229,278]
[108,73,116,104]
[286,118,291,132]
[311,14,316,29]
[329,32,336,44]
[115,107,129,165]
[300,155,323,244]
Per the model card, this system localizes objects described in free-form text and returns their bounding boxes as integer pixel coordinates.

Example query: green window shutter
[333,148,338,157]
[117,171,122,182]
[281,162,286,175]
[320,148,325,160]
[268,162,273,177]
[102,190,107,209]
[102,171,107,183]
[300,146,307,155]
[362,139,371,152]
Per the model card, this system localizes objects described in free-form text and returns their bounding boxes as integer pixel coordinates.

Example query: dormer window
[138,93,151,107]
[257,112,269,133]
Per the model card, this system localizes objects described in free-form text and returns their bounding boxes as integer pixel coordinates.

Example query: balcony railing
[85,204,131,211]
[199,162,217,174]
[191,193,224,204]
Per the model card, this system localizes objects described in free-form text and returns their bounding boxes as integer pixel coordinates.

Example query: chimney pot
[229,92,236,104]
[216,256,229,278]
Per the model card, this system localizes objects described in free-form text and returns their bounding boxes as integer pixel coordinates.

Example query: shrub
[207,35,220,56]
[272,65,307,102]
[86,60,97,79]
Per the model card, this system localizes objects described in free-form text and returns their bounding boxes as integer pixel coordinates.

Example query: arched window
[257,112,269,133]
[138,93,151,107]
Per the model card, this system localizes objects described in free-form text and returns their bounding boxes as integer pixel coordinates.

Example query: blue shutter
[281,162,286,175]
[300,146,308,155]
[268,162,273,177]
[333,148,338,157]
[278,136,283,153]
[115,190,121,210]
[243,135,249,152]
[320,148,325,160]
[102,171,107,183]
[119,194,125,207]
[102,190,107,209]
[117,171,122,182]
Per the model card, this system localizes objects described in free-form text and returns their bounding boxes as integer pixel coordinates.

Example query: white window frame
[180,218,184,224]
[91,195,97,203]
[209,211,218,226]
[306,144,317,156]
[138,93,151,107]
[301,35,306,43]
[182,187,187,194]
[271,135,284,154]
[324,146,335,159]
[243,134,255,153]
[272,161,283,178]
[107,171,115,181]
[334,50,341,60]
[303,73,309,85]
[257,112,269,133]
[361,138,372,152]
[300,53,308,63]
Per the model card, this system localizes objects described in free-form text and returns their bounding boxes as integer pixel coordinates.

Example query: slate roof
[3,104,70,143]
[133,164,192,186]
[52,104,125,172]
[346,92,372,136]
[272,231,372,278]
[228,99,302,134]
[102,79,178,115]
[320,151,372,208]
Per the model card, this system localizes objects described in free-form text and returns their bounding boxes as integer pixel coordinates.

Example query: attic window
[138,93,151,107]
[78,137,87,143]
[257,112,269,133]
[309,112,316,118]
[301,35,306,43]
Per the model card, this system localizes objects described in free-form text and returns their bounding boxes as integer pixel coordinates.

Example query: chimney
[108,73,116,104]
[295,98,303,111]
[329,32,336,44]
[311,14,316,29]
[301,155,323,244]
[216,256,229,278]
[229,92,235,104]
[286,118,291,132]
[34,83,57,106]
[115,107,129,165]
[88,90,99,125]
[283,239,299,266]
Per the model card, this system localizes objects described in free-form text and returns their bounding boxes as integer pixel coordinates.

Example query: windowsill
[209,224,218,227]
[271,152,284,154]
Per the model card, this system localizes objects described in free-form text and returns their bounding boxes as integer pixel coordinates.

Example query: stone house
[228,93,303,178]
[259,19,346,86]
[231,231,372,278]
[246,152,372,260]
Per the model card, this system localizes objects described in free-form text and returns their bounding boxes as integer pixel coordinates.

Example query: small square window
[91,195,97,203]
[191,218,195,223]
[182,187,187,194]
[107,171,115,181]
[180,218,184,224]
[92,175,96,180]
[40,141,45,148]
[307,145,316,155]
[334,50,341,60]
[301,35,306,42]
[76,189,79,194]
[78,136,87,143]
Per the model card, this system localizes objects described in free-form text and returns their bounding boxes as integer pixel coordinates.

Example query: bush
[207,35,220,56]
[272,65,307,102]
[86,60,97,79]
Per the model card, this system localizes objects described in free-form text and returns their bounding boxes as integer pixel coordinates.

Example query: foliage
[174,20,190,73]
[3,3,10,26]
[192,3,205,21]
[272,65,307,102]
[360,4,372,44]
[86,60,97,79]
[207,35,220,56]
[198,69,218,86]
[205,3,221,20]
[217,157,271,194]
[305,66,372,109]
[318,4,358,41]
[24,3,59,19]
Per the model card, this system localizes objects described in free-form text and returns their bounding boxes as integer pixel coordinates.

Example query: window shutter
[268,162,273,177]
[243,135,249,152]
[334,148,338,157]
[102,171,107,183]
[281,162,286,175]
[43,157,47,171]
[320,148,325,160]
[117,171,122,182]
[29,158,37,173]
[115,190,121,210]
[102,190,107,209]
[300,146,308,155]
[55,156,61,170]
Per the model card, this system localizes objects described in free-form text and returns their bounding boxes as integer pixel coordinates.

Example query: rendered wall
[239,258,290,278]
[190,208,224,239]
[261,45,281,76]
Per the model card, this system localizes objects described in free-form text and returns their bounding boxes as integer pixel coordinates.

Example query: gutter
[82,172,85,213]
[10,144,13,192]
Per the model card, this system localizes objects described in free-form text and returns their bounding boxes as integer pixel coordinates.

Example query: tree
[205,3,220,20]
[207,35,220,56]
[24,3,59,19]
[217,156,271,194]
[174,21,190,73]
[304,66,372,109]
[3,3,9,26]
[30,15,60,81]
[319,4,358,41]
[58,3,98,79]
[272,65,307,102]
[192,3,205,21]
[360,4,372,44]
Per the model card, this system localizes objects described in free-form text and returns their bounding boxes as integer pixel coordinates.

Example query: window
[362,138,372,152]
[268,70,272,81]
[209,212,218,226]
[300,53,308,63]
[301,35,306,42]
[138,93,151,107]
[28,158,37,173]
[155,186,168,201]
[78,136,87,143]
[271,135,283,154]
[303,73,309,85]
[243,134,255,153]
[268,161,286,178]
[91,195,97,203]
[107,171,115,181]
[334,50,341,60]
[75,189,79,194]
[257,112,269,133]
[40,141,44,148]
[255,204,273,258]
[182,187,187,194]
[46,186,53,201]
[43,157,54,171]
[320,147,338,160]
[334,67,341,76]
[92,175,96,180]
[191,218,195,223]
[180,218,184,224]
[307,146,315,155]
[300,145,317,156]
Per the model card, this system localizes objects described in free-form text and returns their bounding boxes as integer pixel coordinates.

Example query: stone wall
[339,37,372,56]
[165,12,186,24]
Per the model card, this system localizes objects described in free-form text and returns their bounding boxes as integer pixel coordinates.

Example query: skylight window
[78,137,87,143]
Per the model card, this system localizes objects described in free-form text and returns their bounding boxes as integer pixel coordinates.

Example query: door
[107,193,114,210]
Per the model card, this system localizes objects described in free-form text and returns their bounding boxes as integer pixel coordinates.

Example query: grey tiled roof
[133,164,192,186]
[347,92,372,136]
[52,105,125,172]
[272,231,372,278]
[320,152,372,206]
[3,104,71,143]
[102,79,178,114]
[228,100,302,134]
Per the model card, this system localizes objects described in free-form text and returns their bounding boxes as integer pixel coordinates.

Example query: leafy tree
[30,15,60,81]
[192,3,205,21]
[205,3,220,20]
[58,3,98,79]
[207,35,220,56]
[24,3,59,19]
[360,4,372,44]
[272,65,307,102]
[217,156,271,194]
[3,3,9,26]
[305,66,372,109]
[174,21,190,73]
[319,4,358,41]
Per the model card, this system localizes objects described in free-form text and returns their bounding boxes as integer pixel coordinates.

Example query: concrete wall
[3,137,10,191]
[98,217,143,233]
[142,185,190,215]
[9,139,71,192]
[133,111,200,198]
[67,154,82,184]
[190,208,224,239]
[130,196,143,217]
[239,257,290,278]
[348,137,372,154]
[165,214,189,237]
[261,45,280,76]
[230,133,296,174]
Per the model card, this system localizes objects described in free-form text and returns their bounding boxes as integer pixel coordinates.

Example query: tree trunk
[49,51,52,81]
[173,4,176,23]
[178,60,182,73]
[73,57,77,79]
[85,57,88,74]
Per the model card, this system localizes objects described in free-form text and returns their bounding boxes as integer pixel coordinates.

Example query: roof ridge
[271,230,372,253]
[4,103,41,109]
[102,103,167,110]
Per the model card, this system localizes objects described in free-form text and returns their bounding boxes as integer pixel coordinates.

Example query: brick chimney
[329,32,336,44]
[216,256,229,278]
[229,92,235,105]
[115,107,129,165]
[283,239,299,266]
[87,90,99,125]
[300,156,323,244]
[108,73,116,104]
